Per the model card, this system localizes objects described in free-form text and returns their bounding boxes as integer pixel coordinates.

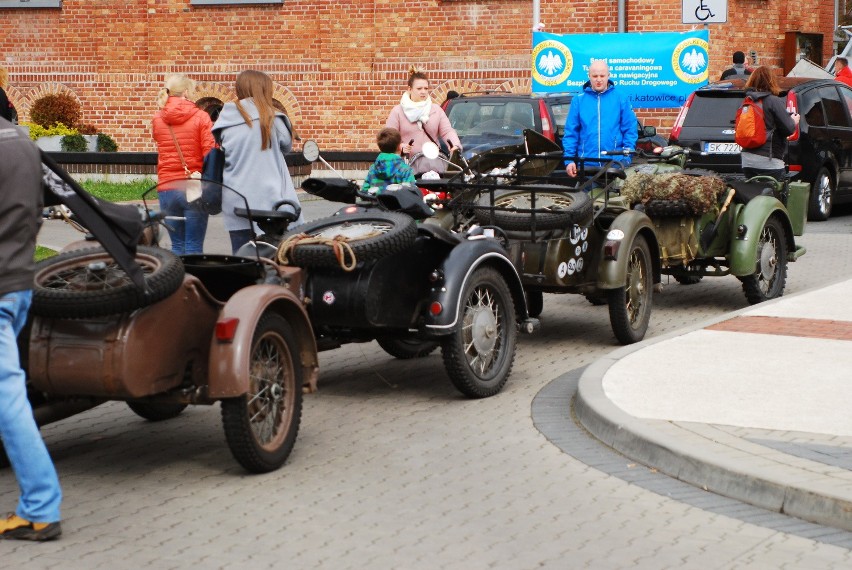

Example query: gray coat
[213,99,303,232]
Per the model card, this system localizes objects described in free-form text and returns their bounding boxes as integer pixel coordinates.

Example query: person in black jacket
[739,66,799,181]
[0,116,63,541]
[720,51,752,80]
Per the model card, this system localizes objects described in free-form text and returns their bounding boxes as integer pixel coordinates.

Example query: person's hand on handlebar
[566,162,578,177]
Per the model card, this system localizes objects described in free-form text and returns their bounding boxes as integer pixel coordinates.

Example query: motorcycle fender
[729,196,796,276]
[596,210,661,290]
[207,284,319,399]
[424,239,527,331]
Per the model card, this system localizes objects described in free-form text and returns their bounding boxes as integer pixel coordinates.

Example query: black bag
[201,146,225,215]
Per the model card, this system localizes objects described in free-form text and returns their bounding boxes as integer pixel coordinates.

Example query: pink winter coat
[385,103,461,174]
[152,96,216,185]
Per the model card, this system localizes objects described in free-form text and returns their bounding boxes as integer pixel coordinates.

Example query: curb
[574,280,852,532]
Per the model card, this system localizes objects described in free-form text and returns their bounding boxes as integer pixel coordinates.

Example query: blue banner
[532,31,709,108]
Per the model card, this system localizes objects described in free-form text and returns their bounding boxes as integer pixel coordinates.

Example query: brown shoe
[0,513,61,541]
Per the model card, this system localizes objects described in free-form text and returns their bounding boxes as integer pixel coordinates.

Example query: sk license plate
[704,142,741,154]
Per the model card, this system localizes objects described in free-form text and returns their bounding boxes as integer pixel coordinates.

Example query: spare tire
[281,211,417,269]
[32,246,184,319]
[475,186,592,231]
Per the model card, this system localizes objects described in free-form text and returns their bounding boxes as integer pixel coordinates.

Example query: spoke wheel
[739,217,788,304]
[32,246,184,319]
[475,187,592,230]
[127,402,187,422]
[282,211,416,268]
[607,235,653,345]
[807,166,833,221]
[526,290,543,318]
[441,267,517,398]
[377,338,439,359]
[221,313,303,473]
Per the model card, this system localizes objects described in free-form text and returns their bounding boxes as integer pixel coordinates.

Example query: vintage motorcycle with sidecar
[416,132,662,345]
[22,168,318,474]
[605,146,809,304]
[272,141,538,398]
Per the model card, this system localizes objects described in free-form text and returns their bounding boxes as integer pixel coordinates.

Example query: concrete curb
[574,280,852,532]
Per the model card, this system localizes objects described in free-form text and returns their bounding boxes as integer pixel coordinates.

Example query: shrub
[61,133,88,152]
[96,132,118,152]
[77,122,98,135]
[21,121,78,141]
[30,94,82,129]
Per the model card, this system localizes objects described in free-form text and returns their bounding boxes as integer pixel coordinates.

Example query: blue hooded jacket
[562,80,637,168]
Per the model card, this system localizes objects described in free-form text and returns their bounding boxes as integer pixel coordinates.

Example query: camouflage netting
[621,172,727,216]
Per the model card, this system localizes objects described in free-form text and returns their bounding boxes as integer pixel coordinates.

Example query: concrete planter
[36,135,63,152]
[36,134,98,152]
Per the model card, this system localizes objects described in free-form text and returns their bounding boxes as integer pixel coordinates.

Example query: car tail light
[429,302,443,316]
[786,91,800,142]
[540,100,554,141]
[216,318,239,342]
[669,93,694,141]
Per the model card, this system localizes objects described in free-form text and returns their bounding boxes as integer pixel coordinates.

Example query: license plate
[704,142,741,154]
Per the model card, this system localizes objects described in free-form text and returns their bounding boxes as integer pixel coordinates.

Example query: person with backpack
[737,66,799,181]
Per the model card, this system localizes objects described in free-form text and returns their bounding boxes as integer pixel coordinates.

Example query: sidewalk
[575,277,852,532]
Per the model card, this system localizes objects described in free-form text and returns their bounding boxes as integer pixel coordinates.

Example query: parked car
[668,77,852,220]
[442,92,665,160]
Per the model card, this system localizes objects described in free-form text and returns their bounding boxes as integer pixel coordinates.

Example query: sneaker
[0,513,61,541]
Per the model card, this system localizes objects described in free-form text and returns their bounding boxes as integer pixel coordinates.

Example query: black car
[443,92,665,160]
[668,77,852,220]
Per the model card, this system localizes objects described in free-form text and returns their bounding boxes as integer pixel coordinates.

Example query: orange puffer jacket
[152,96,216,185]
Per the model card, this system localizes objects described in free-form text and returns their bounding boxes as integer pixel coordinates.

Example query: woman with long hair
[385,66,461,175]
[740,66,799,181]
[151,73,215,254]
[213,69,303,253]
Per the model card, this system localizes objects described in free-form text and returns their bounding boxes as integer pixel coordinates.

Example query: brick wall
[1,0,837,151]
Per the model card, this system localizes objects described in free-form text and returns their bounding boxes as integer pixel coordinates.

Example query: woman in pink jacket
[385,66,461,175]
[152,74,215,254]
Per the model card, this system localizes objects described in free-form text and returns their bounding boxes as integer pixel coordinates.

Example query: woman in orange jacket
[151,74,215,254]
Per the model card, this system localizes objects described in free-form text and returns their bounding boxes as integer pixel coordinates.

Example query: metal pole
[533,0,540,29]
[618,0,626,32]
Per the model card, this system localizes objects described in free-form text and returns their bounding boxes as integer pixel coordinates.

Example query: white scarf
[400,92,431,127]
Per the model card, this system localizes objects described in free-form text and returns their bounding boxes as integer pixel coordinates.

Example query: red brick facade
[0,0,836,152]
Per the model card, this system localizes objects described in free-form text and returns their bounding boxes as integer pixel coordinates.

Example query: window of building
[0,1,61,8]
[191,0,282,5]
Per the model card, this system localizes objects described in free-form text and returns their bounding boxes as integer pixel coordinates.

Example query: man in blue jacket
[563,60,637,178]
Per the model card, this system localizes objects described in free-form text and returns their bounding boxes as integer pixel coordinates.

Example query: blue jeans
[229,229,254,255]
[0,290,62,523]
[158,190,209,255]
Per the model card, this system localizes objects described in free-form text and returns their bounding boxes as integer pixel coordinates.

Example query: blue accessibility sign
[532,30,710,108]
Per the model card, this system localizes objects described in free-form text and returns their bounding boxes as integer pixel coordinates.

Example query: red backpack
[734,96,767,149]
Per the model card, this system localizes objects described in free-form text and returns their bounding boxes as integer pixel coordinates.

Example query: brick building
[0,0,837,152]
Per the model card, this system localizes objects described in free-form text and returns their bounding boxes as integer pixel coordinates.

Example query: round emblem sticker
[566,258,577,275]
[557,261,568,278]
[581,228,589,240]
[322,291,335,305]
[576,258,584,272]
[575,245,582,257]
[569,225,582,245]
[582,241,589,253]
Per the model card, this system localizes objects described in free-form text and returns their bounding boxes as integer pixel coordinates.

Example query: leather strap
[167,125,191,177]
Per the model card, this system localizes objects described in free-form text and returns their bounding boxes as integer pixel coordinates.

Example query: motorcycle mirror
[302,140,320,163]
[422,141,440,160]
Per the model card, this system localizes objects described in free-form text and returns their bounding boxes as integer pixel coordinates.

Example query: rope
[277,232,363,272]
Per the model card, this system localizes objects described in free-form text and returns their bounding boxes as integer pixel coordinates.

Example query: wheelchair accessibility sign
[682,0,727,24]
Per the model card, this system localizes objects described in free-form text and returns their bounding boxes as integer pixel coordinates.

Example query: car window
[447,100,535,136]
[818,86,849,127]
[682,94,743,127]
[549,102,570,138]
[800,89,825,127]
[838,85,852,123]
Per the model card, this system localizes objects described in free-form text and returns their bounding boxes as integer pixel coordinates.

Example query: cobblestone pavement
[4,210,852,568]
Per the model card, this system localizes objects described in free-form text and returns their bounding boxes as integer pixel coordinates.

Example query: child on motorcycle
[362,127,416,194]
